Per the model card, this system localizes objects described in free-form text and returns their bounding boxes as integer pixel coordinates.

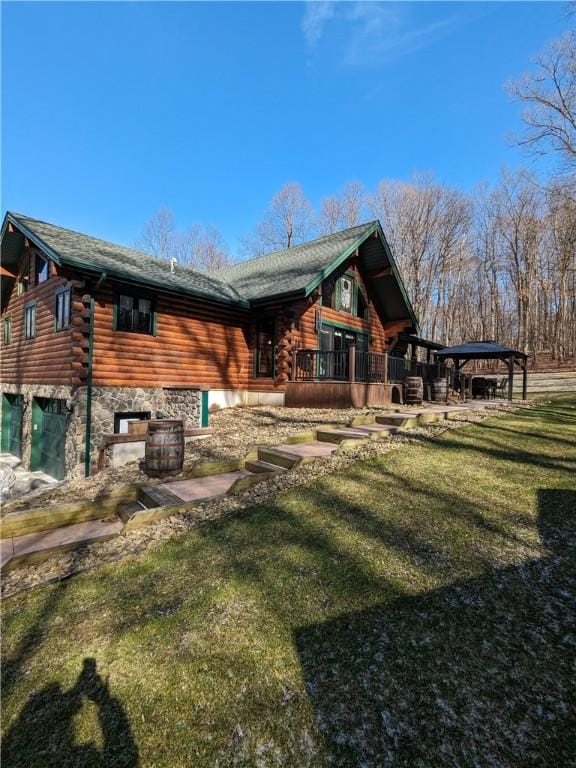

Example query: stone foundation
[1,384,203,480]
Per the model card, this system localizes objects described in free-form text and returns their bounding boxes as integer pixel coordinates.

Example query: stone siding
[0,384,203,480]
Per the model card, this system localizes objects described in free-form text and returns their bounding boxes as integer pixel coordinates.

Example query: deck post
[291,348,297,382]
[383,352,388,383]
[507,355,514,401]
[348,345,356,383]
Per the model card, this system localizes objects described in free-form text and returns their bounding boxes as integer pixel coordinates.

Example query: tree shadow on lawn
[294,489,576,767]
[2,657,139,768]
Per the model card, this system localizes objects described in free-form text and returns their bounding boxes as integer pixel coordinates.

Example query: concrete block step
[245,459,288,474]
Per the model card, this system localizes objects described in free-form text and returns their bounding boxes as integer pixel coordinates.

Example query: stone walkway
[0,401,522,573]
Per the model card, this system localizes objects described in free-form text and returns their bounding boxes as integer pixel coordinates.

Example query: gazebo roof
[435,341,527,360]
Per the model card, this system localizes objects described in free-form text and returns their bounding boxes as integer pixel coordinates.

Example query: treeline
[237,173,575,362]
[137,23,575,363]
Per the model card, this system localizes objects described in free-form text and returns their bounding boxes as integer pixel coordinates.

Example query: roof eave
[61,259,250,308]
[247,287,307,307]
[4,213,64,266]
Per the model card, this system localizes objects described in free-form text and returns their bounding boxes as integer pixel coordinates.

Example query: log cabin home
[0,212,437,481]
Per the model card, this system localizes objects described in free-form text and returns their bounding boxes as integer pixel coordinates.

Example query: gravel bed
[2,405,433,514]
[1,402,525,597]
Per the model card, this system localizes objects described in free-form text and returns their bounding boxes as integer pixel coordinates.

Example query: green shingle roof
[2,213,417,330]
[213,221,378,301]
[4,212,247,306]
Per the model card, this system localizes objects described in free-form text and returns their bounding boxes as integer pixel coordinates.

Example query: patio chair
[496,378,508,398]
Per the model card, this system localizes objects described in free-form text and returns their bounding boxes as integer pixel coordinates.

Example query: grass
[2,403,576,767]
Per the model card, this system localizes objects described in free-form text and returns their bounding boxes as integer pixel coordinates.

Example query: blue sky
[1,1,568,255]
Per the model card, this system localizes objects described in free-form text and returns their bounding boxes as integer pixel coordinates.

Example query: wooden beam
[0,265,16,278]
[366,266,392,279]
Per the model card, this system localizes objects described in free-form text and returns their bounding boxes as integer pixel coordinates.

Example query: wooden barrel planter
[145,420,185,478]
[405,376,424,405]
[432,378,448,402]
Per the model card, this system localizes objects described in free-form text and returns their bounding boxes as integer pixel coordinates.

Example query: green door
[30,398,67,480]
[1,394,23,458]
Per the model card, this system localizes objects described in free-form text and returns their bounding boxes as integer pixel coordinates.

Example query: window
[116,294,153,334]
[3,316,12,344]
[36,254,49,284]
[323,273,364,316]
[335,275,356,314]
[114,411,151,434]
[24,303,36,339]
[357,288,369,320]
[17,257,30,294]
[255,318,276,377]
[55,288,71,331]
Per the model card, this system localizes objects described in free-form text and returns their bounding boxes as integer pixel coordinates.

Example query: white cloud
[301,1,336,46]
[302,1,464,66]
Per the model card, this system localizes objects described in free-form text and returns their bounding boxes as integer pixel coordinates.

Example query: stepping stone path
[0,402,510,572]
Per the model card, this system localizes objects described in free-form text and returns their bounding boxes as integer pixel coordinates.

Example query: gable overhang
[1,212,250,310]
[303,221,420,334]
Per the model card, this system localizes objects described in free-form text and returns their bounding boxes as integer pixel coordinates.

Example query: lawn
[2,403,575,767]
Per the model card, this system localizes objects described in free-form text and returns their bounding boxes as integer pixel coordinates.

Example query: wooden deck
[284,381,403,409]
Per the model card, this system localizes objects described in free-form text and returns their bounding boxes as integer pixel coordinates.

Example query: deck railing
[293,349,389,383]
[293,349,448,386]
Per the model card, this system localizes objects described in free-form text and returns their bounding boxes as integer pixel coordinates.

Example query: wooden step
[376,414,419,428]
[245,459,288,474]
[1,518,123,572]
[316,428,370,444]
[257,447,301,469]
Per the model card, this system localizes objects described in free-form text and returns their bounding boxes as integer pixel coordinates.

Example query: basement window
[114,412,151,434]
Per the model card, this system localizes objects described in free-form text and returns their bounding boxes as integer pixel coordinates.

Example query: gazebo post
[507,355,514,401]
[522,358,527,400]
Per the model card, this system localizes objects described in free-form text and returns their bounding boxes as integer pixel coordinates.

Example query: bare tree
[242,182,314,255]
[136,208,232,272]
[317,181,366,234]
[135,207,177,260]
[508,30,576,169]
[369,175,470,340]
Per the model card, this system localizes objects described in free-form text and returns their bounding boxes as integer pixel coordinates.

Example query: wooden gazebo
[435,341,528,401]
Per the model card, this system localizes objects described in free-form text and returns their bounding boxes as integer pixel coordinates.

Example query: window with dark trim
[3,316,12,345]
[115,293,154,334]
[254,318,276,378]
[17,256,31,294]
[36,254,49,284]
[55,288,71,331]
[24,302,36,339]
[335,274,355,314]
